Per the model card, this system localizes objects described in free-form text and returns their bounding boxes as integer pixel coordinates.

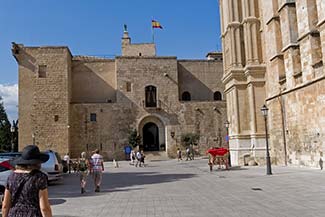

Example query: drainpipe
[279,90,288,166]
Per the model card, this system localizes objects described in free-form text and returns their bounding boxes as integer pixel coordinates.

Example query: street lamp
[10,126,15,152]
[261,104,272,175]
[32,133,35,145]
[224,120,231,167]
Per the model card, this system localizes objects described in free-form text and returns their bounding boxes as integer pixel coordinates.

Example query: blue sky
[0,0,221,121]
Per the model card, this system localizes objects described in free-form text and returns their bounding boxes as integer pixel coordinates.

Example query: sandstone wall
[122,43,156,57]
[70,103,136,159]
[16,46,71,155]
[71,57,116,103]
[177,60,224,101]
[261,0,325,168]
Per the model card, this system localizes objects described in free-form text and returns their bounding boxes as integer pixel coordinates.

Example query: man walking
[63,153,71,173]
[135,150,142,167]
[186,147,192,161]
[90,149,104,192]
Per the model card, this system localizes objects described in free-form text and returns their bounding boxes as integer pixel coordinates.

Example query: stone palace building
[12,29,226,159]
[219,0,325,167]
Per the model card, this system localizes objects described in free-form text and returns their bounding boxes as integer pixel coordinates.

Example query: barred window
[38,65,47,78]
[90,113,97,122]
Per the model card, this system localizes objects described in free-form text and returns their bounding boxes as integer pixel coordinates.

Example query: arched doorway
[142,122,159,151]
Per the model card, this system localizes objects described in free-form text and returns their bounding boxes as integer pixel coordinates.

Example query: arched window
[145,85,157,107]
[182,91,191,101]
[214,91,222,101]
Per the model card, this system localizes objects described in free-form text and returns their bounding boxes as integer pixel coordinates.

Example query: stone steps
[144,151,169,161]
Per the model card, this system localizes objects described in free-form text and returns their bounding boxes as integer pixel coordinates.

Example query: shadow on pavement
[49,172,196,199]
[49,198,66,206]
[228,166,248,171]
[53,215,79,217]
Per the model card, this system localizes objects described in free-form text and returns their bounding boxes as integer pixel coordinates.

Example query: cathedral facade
[12,29,226,159]
[219,0,325,167]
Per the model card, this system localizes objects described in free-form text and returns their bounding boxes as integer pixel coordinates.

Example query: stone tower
[121,25,156,57]
[12,43,72,154]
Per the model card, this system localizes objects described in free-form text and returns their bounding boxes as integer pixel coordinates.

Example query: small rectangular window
[38,65,47,78]
[90,113,97,122]
[126,82,131,92]
[54,115,59,122]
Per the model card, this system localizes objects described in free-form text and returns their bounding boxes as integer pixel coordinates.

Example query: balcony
[142,99,161,110]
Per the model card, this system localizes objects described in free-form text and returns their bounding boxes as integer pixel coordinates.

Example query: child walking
[79,152,90,194]
[177,148,182,161]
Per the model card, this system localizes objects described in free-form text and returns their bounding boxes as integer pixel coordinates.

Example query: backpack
[79,159,87,171]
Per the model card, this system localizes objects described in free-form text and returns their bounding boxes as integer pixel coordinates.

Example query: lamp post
[224,120,231,167]
[261,104,272,175]
[32,133,35,145]
[10,126,15,152]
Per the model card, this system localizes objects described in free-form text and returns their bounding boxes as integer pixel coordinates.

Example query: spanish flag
[152,20,163,29]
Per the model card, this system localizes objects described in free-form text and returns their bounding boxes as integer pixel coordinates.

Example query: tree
[128,129,141,148]
[0,97,12,152]
[181,133,200,147]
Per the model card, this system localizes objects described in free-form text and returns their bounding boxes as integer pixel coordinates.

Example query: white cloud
[0,84,18,122]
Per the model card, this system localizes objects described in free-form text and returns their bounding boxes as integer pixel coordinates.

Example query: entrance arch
[138,115,166,152]
[143,122,159,151]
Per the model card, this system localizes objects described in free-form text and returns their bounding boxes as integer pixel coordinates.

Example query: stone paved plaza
[47,159,325,217]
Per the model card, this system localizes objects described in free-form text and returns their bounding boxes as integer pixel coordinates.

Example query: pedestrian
[190,145,195,160]
[63,153,71,173]
[90,149,104,192]
[79,152,89,194]
[113,159,119,168]
[186,147,191,161]
[135,150,142,167]
[140,150,146,167]
[130,150,136,165]
[320,157,323,170]
[2,145,52,217]
[177,148,182,161]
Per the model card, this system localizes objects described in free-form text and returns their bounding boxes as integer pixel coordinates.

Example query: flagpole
[151,18,155,43]
[151,27,155,43]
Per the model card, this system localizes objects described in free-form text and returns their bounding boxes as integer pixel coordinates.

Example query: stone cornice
[317,19,325,28]
[278,1,296,13]
[281,43,299,53]
[244,65,266,84]
[312,60,323,69]
[266,75,325,102]
[279,76,286,85]
[22,45,73,57]
[116,56,177,60]
[73,56,115,62]
[222,68,245,84]
[266,15,280,25]
[226,21,241,29]
[297,29,320,42]
[269,53,284,62]
[242,17,260,24]
[229,134,251,140]
[293,71,302,78]
[223,65,267,91]
[244,64,266,73]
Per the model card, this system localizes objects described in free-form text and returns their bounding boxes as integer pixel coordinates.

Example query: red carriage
[206,147,229,171]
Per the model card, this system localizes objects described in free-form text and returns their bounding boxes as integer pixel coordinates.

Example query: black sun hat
[14,145,49,165]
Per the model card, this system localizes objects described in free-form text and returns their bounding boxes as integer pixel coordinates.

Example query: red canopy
[207,148,228,157]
